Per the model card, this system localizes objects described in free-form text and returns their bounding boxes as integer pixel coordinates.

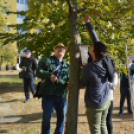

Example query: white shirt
[108,72,118,100]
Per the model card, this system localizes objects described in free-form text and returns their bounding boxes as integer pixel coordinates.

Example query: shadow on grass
[0,82,38,95]
[0,75,39,95]
[11,112,57,124]
[0,129,8,133]
[0,82,24,94]
[0,99,24,103]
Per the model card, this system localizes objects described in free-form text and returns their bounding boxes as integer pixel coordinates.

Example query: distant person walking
[19,50,37,103]
[118,59,134,115]
[106,58,118,134]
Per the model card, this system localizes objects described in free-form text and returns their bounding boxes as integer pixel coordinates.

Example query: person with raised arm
[81,14,114,134]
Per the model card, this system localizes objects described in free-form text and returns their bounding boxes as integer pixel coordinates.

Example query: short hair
[94,42,108,60]
[110,57,116,72]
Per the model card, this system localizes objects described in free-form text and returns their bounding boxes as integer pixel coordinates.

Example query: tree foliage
[0,0,8,32]
[0,0,134,133]
[0,0,134,67]
[0,42,17,69]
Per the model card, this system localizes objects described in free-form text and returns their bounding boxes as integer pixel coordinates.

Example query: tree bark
[65,1,81,134]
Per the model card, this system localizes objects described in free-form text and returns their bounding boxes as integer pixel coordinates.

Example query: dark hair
[94,42,108,60]
[110,57,116,72]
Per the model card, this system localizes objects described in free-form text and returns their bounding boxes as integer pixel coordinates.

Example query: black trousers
[106,101,113,134]
[119,88,132,113]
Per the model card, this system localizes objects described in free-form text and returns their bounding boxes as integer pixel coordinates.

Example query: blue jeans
[119,87,132,113]
[41,95,67,134]
[23,76,35,99]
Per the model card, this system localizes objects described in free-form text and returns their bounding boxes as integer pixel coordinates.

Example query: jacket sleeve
[81,66,88,87]
[103,56,114,82]
[32,58,38,77]
[86,22,114,81]
[19,58,24,69]
[36,58,51,80]
[85,22,100,44]
[130,68,134,75]
[58,65,70,85]
[108,73,118,90]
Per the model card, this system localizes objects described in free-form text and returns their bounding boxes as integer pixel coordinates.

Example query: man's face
[55,47,66,59]
[25,53,31,58]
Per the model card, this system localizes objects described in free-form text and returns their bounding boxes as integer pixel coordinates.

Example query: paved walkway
[0,97,20,123]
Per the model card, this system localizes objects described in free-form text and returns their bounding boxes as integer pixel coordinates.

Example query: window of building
[25,0,28,5]
[17,0,27,5]
[20,15,25,19]
[20,0,25,4]
[6,13,10,16]
[17,10,20,18]
[7,26,10,32]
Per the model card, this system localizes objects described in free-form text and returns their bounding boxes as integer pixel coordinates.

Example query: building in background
[4,0,28,70]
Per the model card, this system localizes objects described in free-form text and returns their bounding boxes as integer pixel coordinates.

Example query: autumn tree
[0,0,9,69]
[0,0,134,133]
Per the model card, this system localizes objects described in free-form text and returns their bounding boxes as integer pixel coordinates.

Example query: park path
[0,97,20,123]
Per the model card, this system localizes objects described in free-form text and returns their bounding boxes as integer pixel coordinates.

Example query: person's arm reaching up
[83,14,114,81]
[83,14,99,44]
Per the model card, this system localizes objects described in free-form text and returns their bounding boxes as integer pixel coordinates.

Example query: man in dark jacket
[118,60,134,115]
[36,43,69,134]
[19,50,37,103]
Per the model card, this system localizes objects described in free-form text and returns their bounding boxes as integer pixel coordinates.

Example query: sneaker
[127,112,132,115]
[118,112,123,116]
[24,99,30,103]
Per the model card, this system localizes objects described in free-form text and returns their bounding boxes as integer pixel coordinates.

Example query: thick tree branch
[66,0,72,10]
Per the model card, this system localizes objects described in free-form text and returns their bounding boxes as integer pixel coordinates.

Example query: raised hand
[83,14,90,23]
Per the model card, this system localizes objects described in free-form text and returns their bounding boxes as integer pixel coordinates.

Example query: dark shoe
[127,112,132,115]
[33,93,36,98]
[24,99,30,103]
[118,112,123,116]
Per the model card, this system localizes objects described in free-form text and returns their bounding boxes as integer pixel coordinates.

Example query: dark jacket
[120,67,134,90]
[36,56,70,98]
[19,56,37,77]
[82,60,109,108]
[86,22,114,81]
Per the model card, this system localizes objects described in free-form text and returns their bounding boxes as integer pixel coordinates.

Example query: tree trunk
[65,1,81,134]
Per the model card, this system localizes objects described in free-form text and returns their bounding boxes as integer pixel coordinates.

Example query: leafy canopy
[0,0,134,69]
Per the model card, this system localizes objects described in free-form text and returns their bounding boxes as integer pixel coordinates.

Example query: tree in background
[0,0,134,133]
[0,0,9,70]
[0,43,17,69]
